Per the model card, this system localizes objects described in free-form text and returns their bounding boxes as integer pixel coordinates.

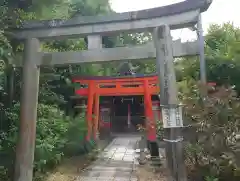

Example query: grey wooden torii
[11,1,212,181]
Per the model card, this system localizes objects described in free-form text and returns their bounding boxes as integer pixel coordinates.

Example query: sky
[110,0,239,42]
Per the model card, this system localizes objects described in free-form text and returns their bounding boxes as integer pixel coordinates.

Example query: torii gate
[11,1,212,181]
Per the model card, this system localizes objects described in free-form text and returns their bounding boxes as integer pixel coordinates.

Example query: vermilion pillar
[143,79,156,141]
[86,81,94,141]
[93,93,100,140]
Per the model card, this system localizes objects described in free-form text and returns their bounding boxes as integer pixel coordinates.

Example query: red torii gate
[72,75,160,141]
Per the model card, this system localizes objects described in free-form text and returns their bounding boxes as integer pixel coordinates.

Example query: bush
[0,103,88,180]
[179,80,240,181]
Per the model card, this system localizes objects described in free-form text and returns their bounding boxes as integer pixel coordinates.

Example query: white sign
[161,106,183,128]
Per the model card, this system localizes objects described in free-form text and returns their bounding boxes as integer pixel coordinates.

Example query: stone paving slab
[77,136,140,181]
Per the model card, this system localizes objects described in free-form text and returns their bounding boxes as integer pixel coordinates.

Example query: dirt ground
[44,139,110,181]
[44,155,92,181]
[135,152,169,181]
[136,165,169,181]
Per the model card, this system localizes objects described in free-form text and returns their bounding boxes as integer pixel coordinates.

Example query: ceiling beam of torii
[12,40,198,67]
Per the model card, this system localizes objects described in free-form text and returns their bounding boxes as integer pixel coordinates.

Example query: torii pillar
[14,38,40,181]
[153,25,187,181]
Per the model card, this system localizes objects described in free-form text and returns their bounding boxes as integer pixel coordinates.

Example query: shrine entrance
[111,96,145,133]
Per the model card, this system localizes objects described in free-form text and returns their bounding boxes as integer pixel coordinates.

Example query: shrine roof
[72,73,157,81]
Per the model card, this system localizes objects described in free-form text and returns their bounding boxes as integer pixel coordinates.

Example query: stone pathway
[77,136,141,181]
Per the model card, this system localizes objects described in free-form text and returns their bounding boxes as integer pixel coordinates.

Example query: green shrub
[179,80,240,180]
[0,103,88,180]
[205,176,219,181]
[63,113,88,155]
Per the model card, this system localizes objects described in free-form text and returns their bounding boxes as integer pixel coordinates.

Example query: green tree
[177,23,240,94]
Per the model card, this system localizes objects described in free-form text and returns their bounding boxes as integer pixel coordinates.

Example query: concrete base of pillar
[147,140,159,157]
